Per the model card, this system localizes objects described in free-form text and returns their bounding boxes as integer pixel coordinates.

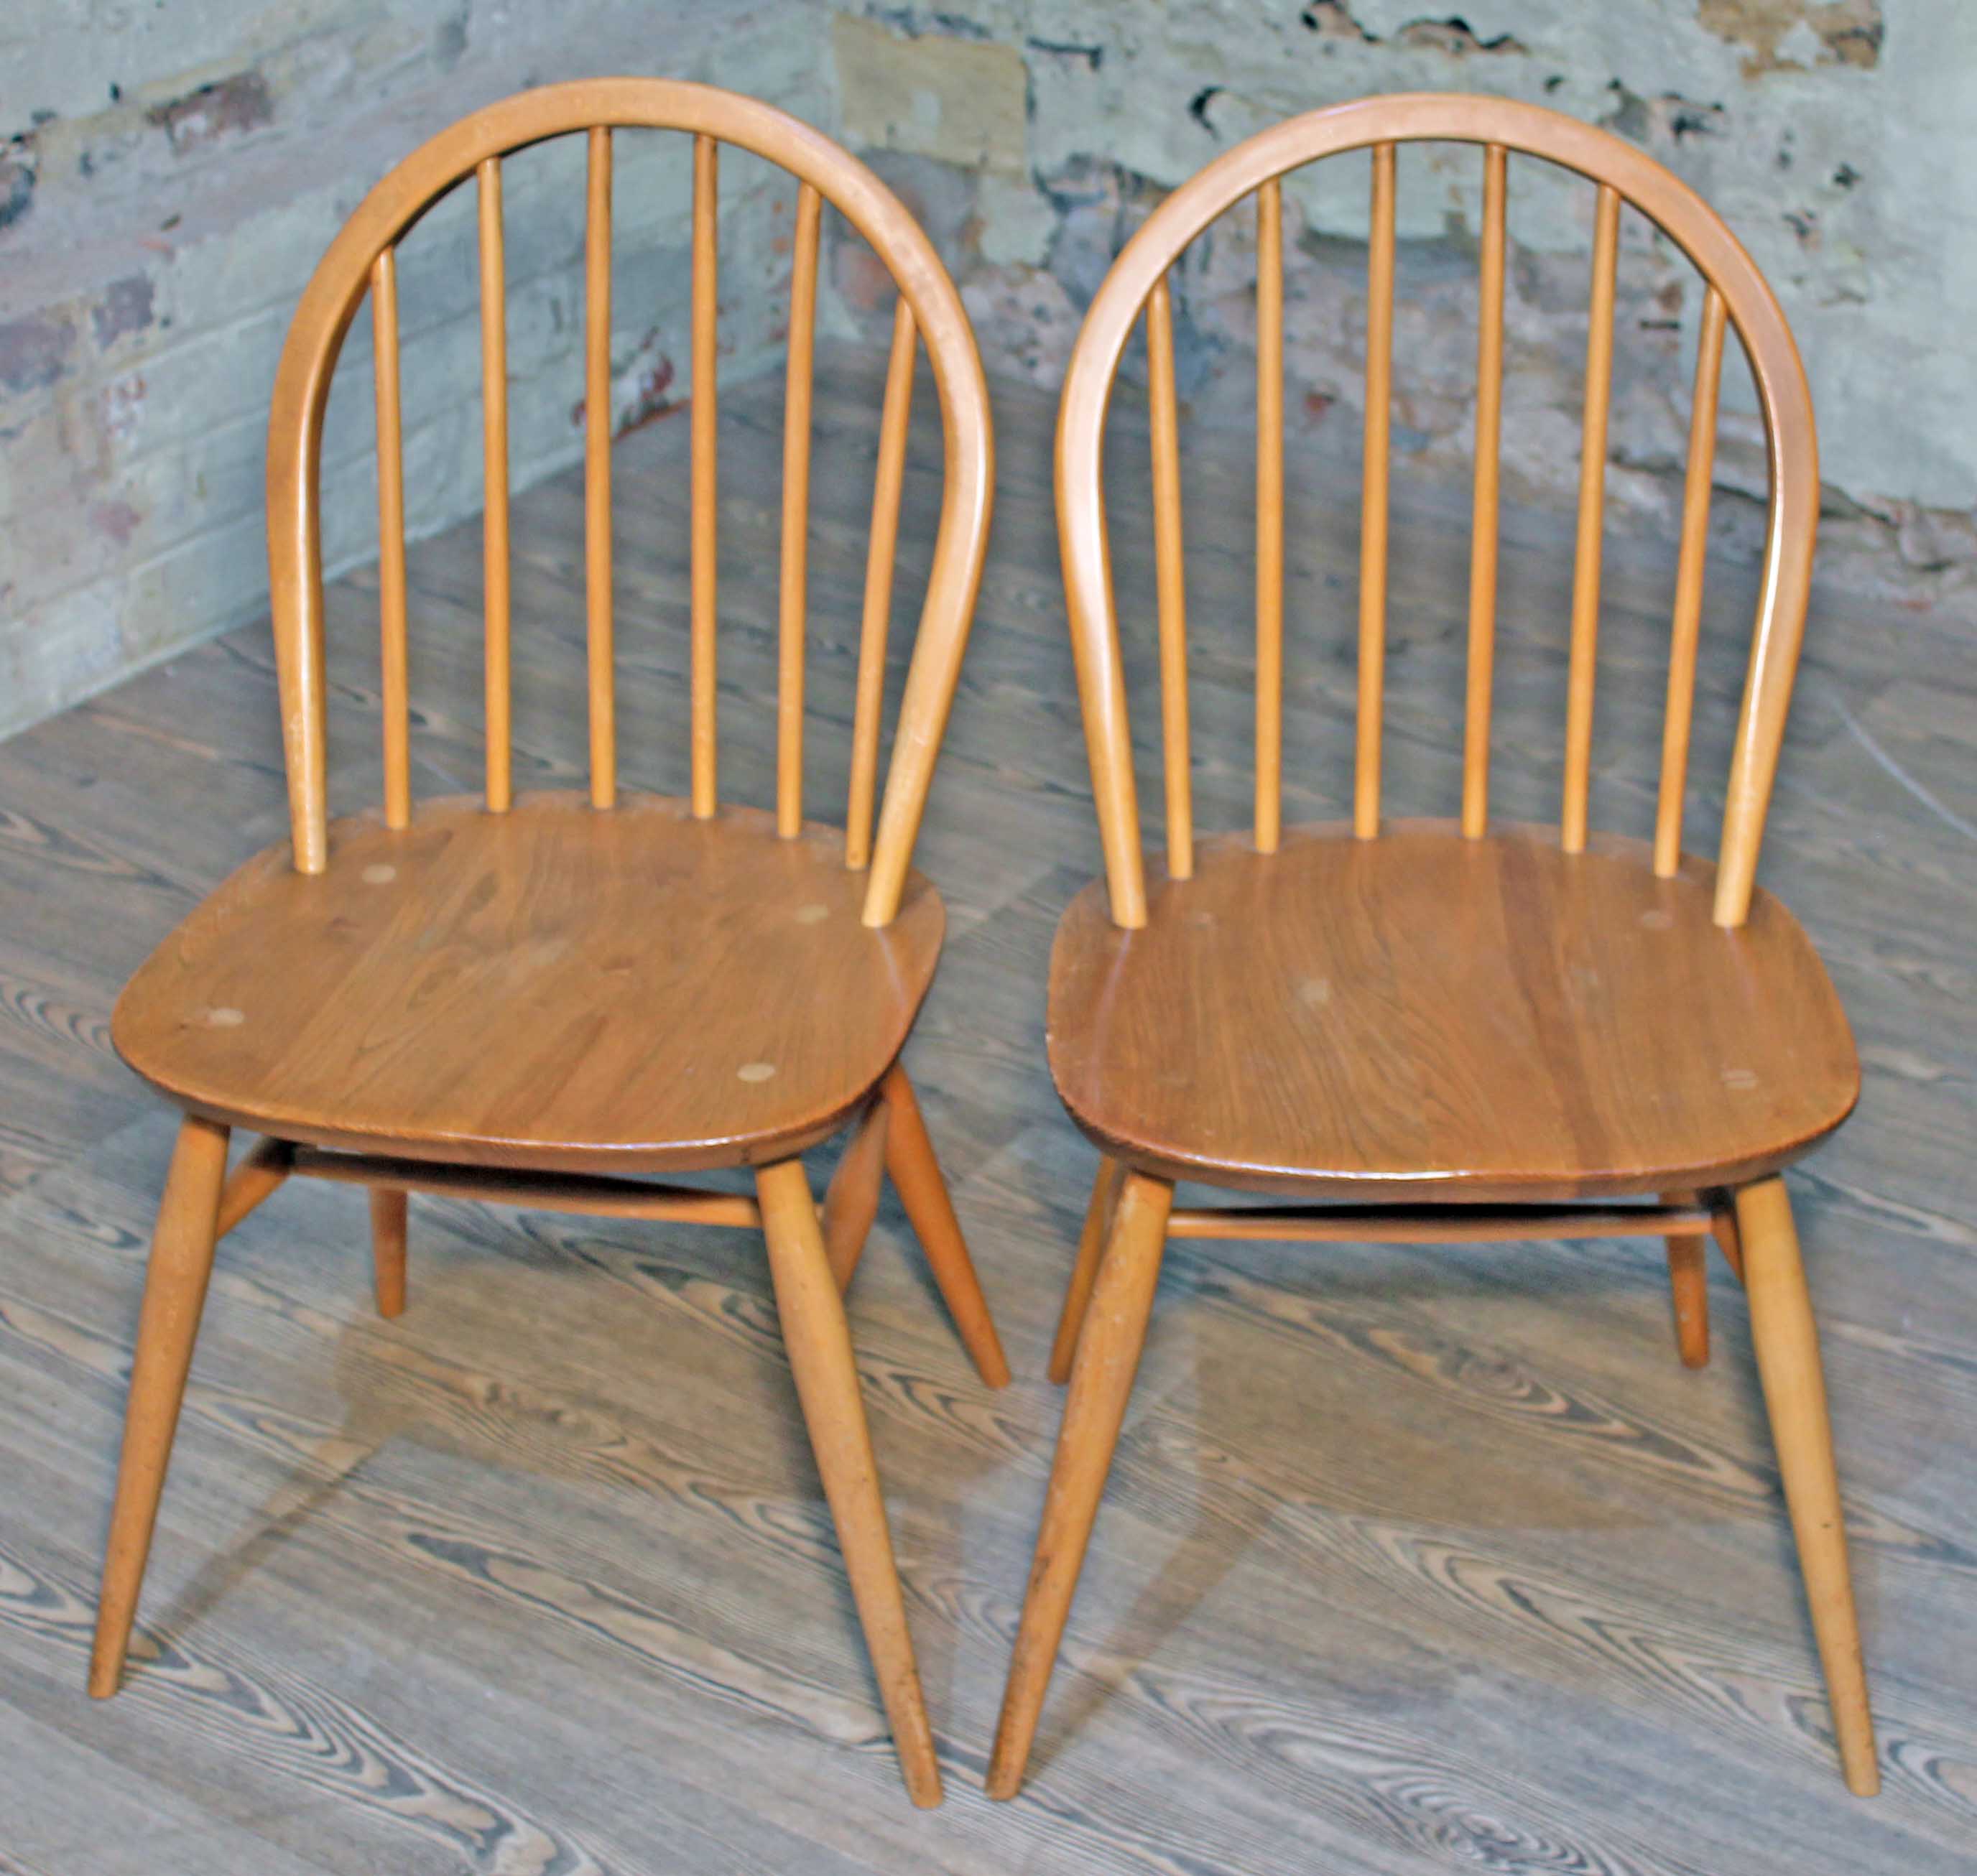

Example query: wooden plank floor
[2,343,1974,1874]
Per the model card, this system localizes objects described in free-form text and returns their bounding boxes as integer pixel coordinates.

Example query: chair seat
[1047,820,1858,1202]
[114,792,945,1174]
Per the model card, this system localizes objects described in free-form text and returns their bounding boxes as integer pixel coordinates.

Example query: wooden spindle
[691,133,720,819]
[371,248,410,830]
[778,181,822,839]
[846,297,917,870]
[1356,143,1396,840]
[1463,142,1507,839]
[1255,176,1284,855]
[585,127,616,810]
[1562,182,1620,854]
[1146,274,1193,881]
[477,155,511,814]
[1655,286,1727,876]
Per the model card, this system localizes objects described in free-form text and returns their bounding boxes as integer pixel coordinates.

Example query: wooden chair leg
[823,1096,890,1291]
[370,1188,408,1318]
[89,1112,231,1698]
[987,1169,1173,1801]
[214,1135,292,1237]
[1048,1155,1125,1385]
[1665,1234,1709,1365]
[1712,1202,1746,1283]
[756,1158,943,1808]
[878,1064,1011,1388]
[1736,1176,1879,1796]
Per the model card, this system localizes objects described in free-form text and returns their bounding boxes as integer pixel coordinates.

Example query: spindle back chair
[94,79,1005,1808]
[991,96,1876,1801]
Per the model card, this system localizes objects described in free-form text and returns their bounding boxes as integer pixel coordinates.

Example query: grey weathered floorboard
[0,346,1973,1872]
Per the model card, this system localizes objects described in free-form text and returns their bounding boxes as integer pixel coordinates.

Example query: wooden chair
[91,78,1006,1808]
[988,95,1877,1800]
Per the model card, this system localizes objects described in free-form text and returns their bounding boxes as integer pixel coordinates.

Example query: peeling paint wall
[0,1,831,738]
[822,0,1977,595]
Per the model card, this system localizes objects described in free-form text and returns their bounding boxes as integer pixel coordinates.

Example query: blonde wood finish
[846,299,916,870]
[369,1186,408,1318]
[987,1169,1173,1800]
[1713,1200,1746,1283]
[88,1113,231,1697]
[265,80,991,899]
[1736,1177,1879,1796]
[1462,141,1506,840]
[822,1094,889,1288]
[1144,277,1193,880]
[478,155,511,815]
[1022,94,1861,1801]
[1657,287,1728,876]
[369,248,411,830]
[1047,1154,1124,1385]
[756,1158,943,1808]
[214,1133,294,1237]
[1048,822,1856,1202]
[584,125,616,811]
[114,795,945,1175]
[778,182,823,840]
[878,1064,1011,1388]
[690,131,720,819]
[1254,177,1284,858]
[1355,142,1396,840]
[1562,182,1621,855]
[1052,93,1819,932]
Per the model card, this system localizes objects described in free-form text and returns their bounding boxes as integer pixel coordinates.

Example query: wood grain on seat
[1048,822,1856,1202]
[114,793,944,1174]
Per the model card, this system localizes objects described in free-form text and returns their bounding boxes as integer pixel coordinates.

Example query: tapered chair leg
[823,1097,890,1291]
[987,1169,1173,1800]
[89,1112,231,1698]
[214,1135,292,1237]
[878,1064,1010,1387]
[1049,1155,1125,1385]
[370,1188,408,1318]
[1665,1235,1709,1365]
[1736,1176,1879,1796]
[756,1158,943,1808]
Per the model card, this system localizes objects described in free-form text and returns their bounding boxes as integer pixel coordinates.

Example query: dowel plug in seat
[1050,822,1857,1201]
[115,797,945,1174]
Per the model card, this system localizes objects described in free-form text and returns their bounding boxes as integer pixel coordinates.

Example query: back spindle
[1145,274,1193,881]
[1562,182,1620,853]
[1656,285,1728,876]
[1255,177,1284,855]
[1356,143,1396,839]
[1463,141,1507,838]
[846,297,917,870]
[371,246,410,830]
[477,154,512,813]
[779,181,822,838]
[691,133,720,818]
[585,126,616,809]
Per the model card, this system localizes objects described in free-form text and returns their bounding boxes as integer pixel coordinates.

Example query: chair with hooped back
[92,78,1005,1808]
[988,95,1876,1800]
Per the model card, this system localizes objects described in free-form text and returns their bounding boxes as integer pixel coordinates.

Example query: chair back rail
[1060,93,1816,931]
[267,78,992,927]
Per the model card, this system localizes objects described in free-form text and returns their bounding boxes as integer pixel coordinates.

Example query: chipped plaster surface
[3,1,1972,740]
[0,1,828,738]
[823,0,1977,597]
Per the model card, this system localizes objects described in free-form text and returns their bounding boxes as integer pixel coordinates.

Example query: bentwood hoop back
[991,94,1876,1801]
[96,79,1004,1808]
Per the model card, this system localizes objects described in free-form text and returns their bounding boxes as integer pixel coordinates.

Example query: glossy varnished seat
[116,794,945,1174]
[1050,821,1857,1202]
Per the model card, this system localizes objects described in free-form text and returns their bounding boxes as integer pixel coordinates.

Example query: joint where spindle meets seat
[96,77,1000,1810]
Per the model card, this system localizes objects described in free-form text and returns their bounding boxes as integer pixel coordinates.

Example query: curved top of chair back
[1056,92,1816,931]
[268,78,992,927]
